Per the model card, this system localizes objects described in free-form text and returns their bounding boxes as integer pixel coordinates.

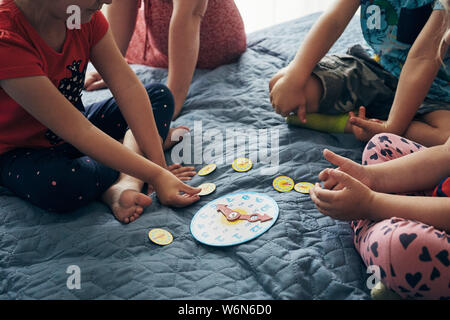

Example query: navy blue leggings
[0,83,174,212]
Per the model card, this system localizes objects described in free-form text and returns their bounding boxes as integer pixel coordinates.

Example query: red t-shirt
[433,177,450,197]
[0,0,109,154]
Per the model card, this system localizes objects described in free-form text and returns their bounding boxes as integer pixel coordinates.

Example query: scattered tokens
[198,164,217,176]
[148,228,173,246]
[272,176,294,193]
[198,182,217,196]
[294,182,315,194]
[232,157,253,172]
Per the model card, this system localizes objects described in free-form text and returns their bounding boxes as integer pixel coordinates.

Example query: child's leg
[86,83,174,143]
[0,144,120,212]
[286,45,398,133]
[362,133,424,166]
[404,109,450,147]
[0,84,175,219]
[85,83,175,223]
[353,218,449,299]
[353,134,450,299]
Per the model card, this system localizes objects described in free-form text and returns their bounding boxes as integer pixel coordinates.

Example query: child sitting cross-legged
[270,0,450,147]
[0,0,201,223]
[310,134,450,299]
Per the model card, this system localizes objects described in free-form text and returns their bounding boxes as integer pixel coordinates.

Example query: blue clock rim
[190,191,279,247]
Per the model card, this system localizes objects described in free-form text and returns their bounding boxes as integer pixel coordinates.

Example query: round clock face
[190,192,279,247]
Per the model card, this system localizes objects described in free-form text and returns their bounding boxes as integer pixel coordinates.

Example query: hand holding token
[310,169,374,221]
[153,169,201,208]
[319,149,374,190]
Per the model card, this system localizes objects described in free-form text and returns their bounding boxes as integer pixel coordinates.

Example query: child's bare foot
[163,126,190,150]
[102,184,153,224]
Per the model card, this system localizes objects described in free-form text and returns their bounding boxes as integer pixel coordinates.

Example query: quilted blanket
[0,13,372,299]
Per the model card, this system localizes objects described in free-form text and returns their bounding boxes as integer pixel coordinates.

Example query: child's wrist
[284,66,309,88]
[149,165,168,188]
[365,167,380,192]
[365,190,379,221]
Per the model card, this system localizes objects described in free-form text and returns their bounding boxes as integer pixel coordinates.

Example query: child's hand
[269,67,288,92]
[310,169,374,221]
[319,149,374,190]
[349,106,388,141]
[84,71,108,91]
[167,163,197,181]
[269,68,308,121]
[153,169,201,208]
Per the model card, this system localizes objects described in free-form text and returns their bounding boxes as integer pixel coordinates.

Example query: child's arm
[0,75,200,207]
[311,170,450,232]
[367,139,450,193]
[167,0,208,119]
[269,0,360,120]
[90,28,167,169]
[371,193,450,232]
[350,10,447,143]
[85,0,139,91]
[320,137,450,194]
[102,0,139,56]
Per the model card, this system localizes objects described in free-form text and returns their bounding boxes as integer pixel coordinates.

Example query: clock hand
[239,213,273,222]
[216,204,272,223]
[216,204,241,221]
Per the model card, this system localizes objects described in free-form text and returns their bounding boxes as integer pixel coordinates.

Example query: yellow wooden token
[198,164,217,176]
[273,176,294,193]
[294,182,315,194]
[148,228,173,246]
[198,183,216,196]
[232,158,253,172]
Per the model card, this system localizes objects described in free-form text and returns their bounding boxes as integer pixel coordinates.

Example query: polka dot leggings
[0,83,174,213]
[353,133,450,300]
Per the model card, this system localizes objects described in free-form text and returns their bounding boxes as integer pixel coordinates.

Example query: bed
[0,13,372,300]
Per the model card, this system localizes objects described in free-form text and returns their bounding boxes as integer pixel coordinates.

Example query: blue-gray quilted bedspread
[0,13,372,299]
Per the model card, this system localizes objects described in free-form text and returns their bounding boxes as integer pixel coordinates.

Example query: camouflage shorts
[313,45,449,120]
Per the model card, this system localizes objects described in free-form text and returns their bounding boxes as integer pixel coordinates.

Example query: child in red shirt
[0,0,201,223]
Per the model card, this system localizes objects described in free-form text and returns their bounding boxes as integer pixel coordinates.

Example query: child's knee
[145,83,175,116]
[360,218,450,299]
[31,159,119,213]
[362,133,415,165]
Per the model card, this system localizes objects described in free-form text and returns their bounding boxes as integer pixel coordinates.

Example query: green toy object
[370,281,402,300]
[286,113,351,133]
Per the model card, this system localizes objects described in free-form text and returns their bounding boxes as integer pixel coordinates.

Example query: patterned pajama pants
[353,133,450,300]
[0,83,174,213]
